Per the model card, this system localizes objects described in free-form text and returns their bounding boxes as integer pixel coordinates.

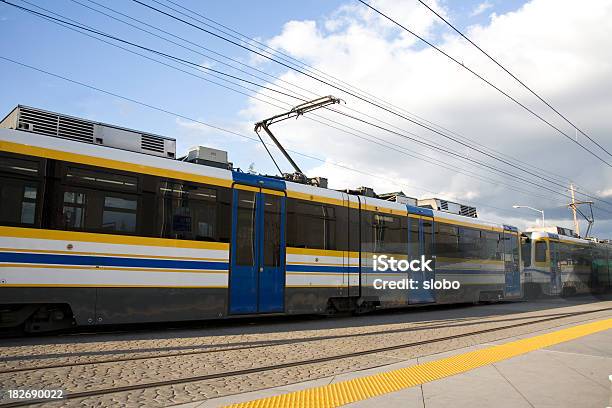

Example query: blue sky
[2,0,610,235]
[0,0,522,160]
[1,0,348,140]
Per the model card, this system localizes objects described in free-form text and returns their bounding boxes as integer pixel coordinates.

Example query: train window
[348,208,360,252]
[458,228,481,259]
[558,243,572,266]
[53,164,142,235]
[21,186,37,224]
[521,237,531,267]
[38,159,233,240]
[408,218,419,258]
[159,182,220,241]
[360,211,373,253]
[263,195,282,267]
[62,191,86,229]
[0,155,40,176]
[65,166,138,192]
[482,232,500,260]
[0,153,43,228]
[535,241,547,262]
[216,189,232,243]
[335,206,350,252]
[0,177,40,227]
[435,223,459,258]
[58,187,139,234]
[422,220,433,257]
[575,245,591,266]
[102,196,137,233]
[235,190,256,266]
[373,213,405,254]
[286,199,337,250]
[508,235,519,261]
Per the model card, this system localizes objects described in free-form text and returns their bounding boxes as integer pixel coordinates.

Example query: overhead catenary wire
[327,106,612,208]
[3,3,608,220]
[74,0,581,191]
[64,0,600,204]
[5,3,612,217]
[4,0,610,212]
[71,0,322,102]
[1,0,305,103]
[16,0,541,197]
[125,0,612,204]
[149,0,402,109]
[0,54,527,217]
[415,0,612,158]
[8,0,592,209]
[356,0,612,167]
[7,3,310,124]
[145,0,610,192]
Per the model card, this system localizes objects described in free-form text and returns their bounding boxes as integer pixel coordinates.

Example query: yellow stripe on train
[0,226,230,251]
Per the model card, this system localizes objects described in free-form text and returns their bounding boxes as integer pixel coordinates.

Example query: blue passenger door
[258,191,285,312]
[408,213,436,304]
[229,187,285,314]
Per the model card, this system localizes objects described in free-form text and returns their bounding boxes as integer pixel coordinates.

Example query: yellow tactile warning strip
[223,318,612,408]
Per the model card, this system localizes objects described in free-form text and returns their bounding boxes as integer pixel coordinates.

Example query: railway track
[1,307,604,374]
[1,307,610,408]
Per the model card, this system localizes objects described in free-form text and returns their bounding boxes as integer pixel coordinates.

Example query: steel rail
[1,307,610,407]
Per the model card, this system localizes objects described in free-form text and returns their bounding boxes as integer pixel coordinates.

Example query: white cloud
[240,0,612,235]
[597,188,612,197]
[173,117,252,153]
[470,1,494,17]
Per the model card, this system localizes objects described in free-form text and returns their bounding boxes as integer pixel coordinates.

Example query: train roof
[526,230,597,245]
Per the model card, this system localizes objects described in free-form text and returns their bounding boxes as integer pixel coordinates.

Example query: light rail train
[0,106,610,332]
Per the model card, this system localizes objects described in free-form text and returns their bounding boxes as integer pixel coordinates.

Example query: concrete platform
[175,321,612,408]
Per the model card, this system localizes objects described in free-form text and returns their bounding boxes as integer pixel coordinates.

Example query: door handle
[259,267,264,272]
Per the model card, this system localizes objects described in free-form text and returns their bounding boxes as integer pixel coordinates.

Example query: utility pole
[569,183,580,236]
[567,183,595,238]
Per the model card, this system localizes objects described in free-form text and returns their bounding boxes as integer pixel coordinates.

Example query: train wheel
[524,283,542,299]
[23,304,75,334]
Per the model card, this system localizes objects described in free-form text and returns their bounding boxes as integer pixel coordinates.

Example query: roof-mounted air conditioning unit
[0,105,176,159]
[417,198,478,218]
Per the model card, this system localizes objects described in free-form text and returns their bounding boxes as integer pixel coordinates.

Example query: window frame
[535,240,548,263]
[286,198,340,251]
[0,152,45,228]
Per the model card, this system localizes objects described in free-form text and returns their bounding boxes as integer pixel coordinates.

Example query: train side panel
[0,227,229,325]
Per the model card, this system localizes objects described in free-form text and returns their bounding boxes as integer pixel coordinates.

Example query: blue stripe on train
[0,252,229,270]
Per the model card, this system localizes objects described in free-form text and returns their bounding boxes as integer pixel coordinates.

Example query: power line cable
[327,106,612,208]
[150,0,406,110]
[416,0,612,158]
[21,0,545,198]
[75,0,581,191]
[0,54,527,217]
[127,0,612,203]
[306,113,564,203]
[2,1,304,103]
[356,0,612,167]
[72,0,321,102]
[10,0,611,210]
[141,0,604,197]
[9,2,306,121]
[150,0,610,190]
